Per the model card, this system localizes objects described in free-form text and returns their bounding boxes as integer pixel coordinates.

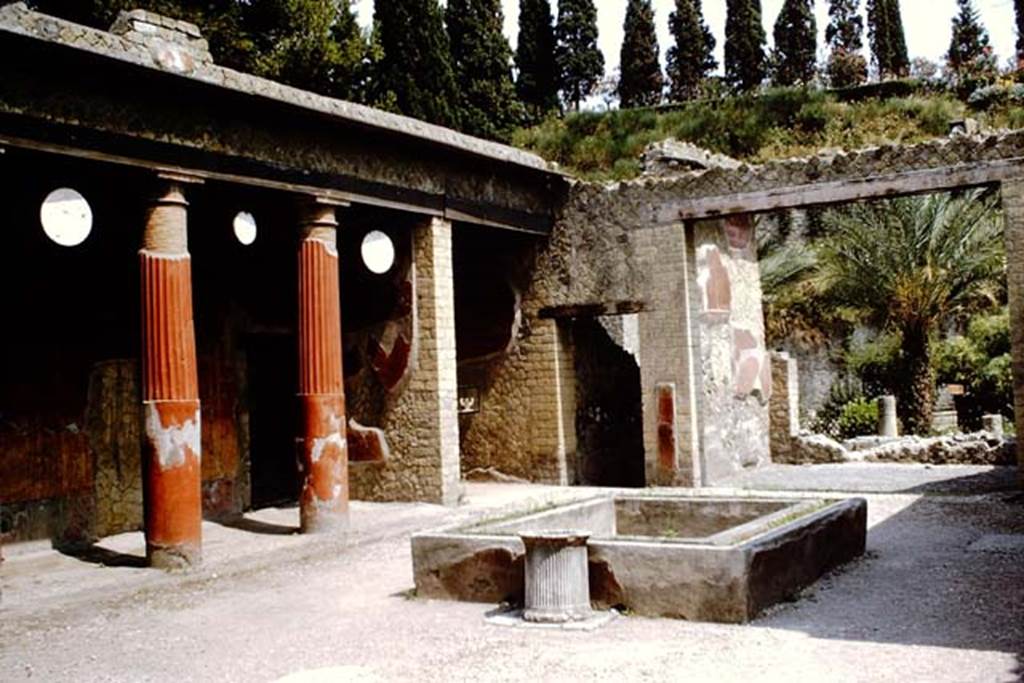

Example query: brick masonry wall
[350,218,461,504]
[636,224,701,486]
[458,308,576,485]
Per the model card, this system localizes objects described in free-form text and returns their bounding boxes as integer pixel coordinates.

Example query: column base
[298,394,350,534]
[143,399,202,569]
[147,542,201,571]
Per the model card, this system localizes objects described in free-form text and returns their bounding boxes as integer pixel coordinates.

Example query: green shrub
[934,308,1013,429]
[810,377,866,438]
[968,85,1009,111]
[967,310,1010,358]
[835,397,880,440]
[830,78,922,102]
[795,100,830,133]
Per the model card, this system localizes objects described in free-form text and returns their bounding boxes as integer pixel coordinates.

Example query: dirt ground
[1,465,1022,682]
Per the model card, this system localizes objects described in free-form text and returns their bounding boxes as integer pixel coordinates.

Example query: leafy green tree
[618,0,663,108]
[515,0,560,121]
[725,0,767,91]
[373,0,461,128]
[867,0,909,78]
[818,190,1004,434]
[666,0,717,102]
[772,0,817,86]
[946,0,991,74]
[446,0,524,140]
[825,0,867,87]
[555,0,605,110]
[245,0,366,98]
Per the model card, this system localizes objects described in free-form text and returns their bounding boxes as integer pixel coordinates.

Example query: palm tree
[817,190,1004,434]
[758,223,829,348]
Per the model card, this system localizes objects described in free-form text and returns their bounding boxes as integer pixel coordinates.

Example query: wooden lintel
[538,301,647,319]
[656,157,1024,222]
[444,197,551,235]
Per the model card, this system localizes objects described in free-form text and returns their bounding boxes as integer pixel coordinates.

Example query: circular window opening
[233,211,257,246]
[361,230,395,274]
[40,188,92,247]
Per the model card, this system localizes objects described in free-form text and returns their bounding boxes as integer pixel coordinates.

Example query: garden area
[759,184,1016,465]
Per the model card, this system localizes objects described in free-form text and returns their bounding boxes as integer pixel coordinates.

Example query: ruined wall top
[109,9,212,68]
[0,3,555,176]
[641,139,742,177]
[633,129,1024,221]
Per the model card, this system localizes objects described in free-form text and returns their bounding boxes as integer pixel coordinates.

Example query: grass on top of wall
[511,87,1024,181]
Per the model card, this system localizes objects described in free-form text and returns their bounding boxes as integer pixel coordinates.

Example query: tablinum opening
[572,316,645,487]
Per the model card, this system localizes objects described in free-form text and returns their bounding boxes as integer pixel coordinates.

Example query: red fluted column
[140,176,202,569]
[297,198,349,533]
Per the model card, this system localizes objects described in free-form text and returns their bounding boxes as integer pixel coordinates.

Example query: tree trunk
[898,328,935,435]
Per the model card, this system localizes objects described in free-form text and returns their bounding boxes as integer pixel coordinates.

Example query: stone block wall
[350,217,461,504]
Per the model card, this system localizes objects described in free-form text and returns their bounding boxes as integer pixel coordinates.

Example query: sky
[352,0,1019,77]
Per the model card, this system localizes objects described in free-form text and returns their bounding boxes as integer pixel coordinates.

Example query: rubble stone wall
[769,352,801,461]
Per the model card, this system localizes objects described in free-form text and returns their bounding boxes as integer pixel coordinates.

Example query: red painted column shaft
[140,178,202,569]
[297,199,349,533]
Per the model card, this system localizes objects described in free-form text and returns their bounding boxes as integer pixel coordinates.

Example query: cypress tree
[947,0,990,73]
[515,0,560,121]
[886,0,909,76]
[825,0,867,87]
[555,0,605,110]
[772,0,817,86]
[666,0,717,102]
[245,0,364,97]
[618,0,663,108]
[725,0,767,91]
[373,0,461,128]
[868,0,908,78]
[446,0,524,140]
[1016,0,1024,69]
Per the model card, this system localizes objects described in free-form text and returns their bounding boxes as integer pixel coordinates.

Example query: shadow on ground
[57,543,146,568]
[212,515,299,536]
[753,471,1024,661]
[900,466,1020,495]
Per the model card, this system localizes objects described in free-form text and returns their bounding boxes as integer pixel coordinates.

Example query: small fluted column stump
[296,199,349,533]
[141,177,202,570]
[983,414,1004,438]
[520,531,592,623]
[877,395,898,438]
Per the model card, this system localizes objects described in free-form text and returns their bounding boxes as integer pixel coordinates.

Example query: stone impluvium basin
[411,494,867,623]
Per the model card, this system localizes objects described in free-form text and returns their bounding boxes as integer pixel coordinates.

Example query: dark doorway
[246,333,299,508]
[573,317,645,487]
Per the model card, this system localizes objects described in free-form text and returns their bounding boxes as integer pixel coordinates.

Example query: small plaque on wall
[458,386,481,414]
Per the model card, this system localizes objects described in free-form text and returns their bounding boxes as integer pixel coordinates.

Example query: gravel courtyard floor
[1,465,1022,682]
